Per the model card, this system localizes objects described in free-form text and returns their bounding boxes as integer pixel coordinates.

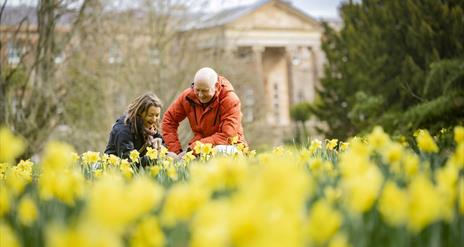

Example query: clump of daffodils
[0,125,463,246]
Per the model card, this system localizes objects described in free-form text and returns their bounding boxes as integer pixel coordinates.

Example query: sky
[206,0,345,19]
[5,0,345,19]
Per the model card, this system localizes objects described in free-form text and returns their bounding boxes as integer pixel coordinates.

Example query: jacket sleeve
[197,93,241,146]
[115,129,136,159]
[162,95,187,154]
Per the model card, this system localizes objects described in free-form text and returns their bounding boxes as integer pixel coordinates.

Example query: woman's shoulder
[112,116,131,133]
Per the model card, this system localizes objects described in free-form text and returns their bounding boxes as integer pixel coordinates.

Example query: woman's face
[142,106,161,129]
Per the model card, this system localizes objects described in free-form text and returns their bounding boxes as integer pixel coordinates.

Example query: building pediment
[227,1,320,31]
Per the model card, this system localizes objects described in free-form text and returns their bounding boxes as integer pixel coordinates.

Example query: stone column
[309,45,324,89]
[252,45,265,84]
[224,44,237,58]
[251,45,269,123]
[286,46,299,105]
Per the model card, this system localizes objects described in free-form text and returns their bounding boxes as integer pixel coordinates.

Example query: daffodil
[407,175,441,233]
[378,181,408,226]
[193,141,203,154]
[230,135,239,145]
[309,139,322,153]
[82,151,101,165]
[129,150,140,163]
[46,222,122,247]
[130,216,165,247]
[150,165,161,177]
[71,152,80,162]
[13,159,34,181]
[368,126,390,149]
[0,185,11,216]
[0,163,9,179]
[307,200,342,244]
[324,186,342,204]
[41,141,76,171]
[0,127,25,163]
[328,233,351,247]
[402,152,420,178]
[107,154,120,166]
[201,143,213,155]
[435,163,459,221]
[159,146,168,158]
[459,178,464,215]
[191,200,229,247]
[167,165,178,181]
[182,151,196,163]
[326,139,338,151]
[342,165,383,214]
[6,168,29,195]
[416,130,439,153]
[161,184,209,226]
[120,161,133,179]
[454,126,464,144]
[339,141,349,151]
[0,222,20,247]
[146,147,158,160]
[39,169,85,205]
[18,195,38,226]
[381,142,403,164]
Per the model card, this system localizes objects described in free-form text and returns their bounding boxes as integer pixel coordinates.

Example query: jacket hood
[115,115,145,136]
[115,115,126,125]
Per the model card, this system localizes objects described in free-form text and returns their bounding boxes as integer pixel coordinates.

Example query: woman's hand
[144,125,157,136]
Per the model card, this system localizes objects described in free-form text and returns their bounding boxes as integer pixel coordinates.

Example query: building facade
[184,0,325,127]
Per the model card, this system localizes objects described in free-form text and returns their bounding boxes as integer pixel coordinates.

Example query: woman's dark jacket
[104,115,163,160]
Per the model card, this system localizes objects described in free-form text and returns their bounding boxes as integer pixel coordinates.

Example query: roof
[1,5,76,26]
[182,0,321,31]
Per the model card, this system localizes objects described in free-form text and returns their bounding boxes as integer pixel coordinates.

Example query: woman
[104,93,163,162]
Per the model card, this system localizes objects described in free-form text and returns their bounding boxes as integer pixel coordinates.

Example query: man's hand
[167,151,179,160]
[177,150,187,159]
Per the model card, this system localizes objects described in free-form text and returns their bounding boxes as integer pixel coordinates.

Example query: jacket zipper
[214,108,220,126]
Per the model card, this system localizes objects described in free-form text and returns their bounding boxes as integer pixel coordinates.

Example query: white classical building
[184,0,326,127]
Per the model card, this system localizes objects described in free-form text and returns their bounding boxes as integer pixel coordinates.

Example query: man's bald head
[193,67,218,103]
[194,67,218,87]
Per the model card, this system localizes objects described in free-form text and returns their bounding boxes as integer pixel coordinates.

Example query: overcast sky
[207,0,345,19]
[6,0,345,19]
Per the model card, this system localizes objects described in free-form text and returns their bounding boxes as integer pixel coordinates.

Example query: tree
[314,0,464,139]
[1,0,90,157]
[53,0,210,153]
[289,102,312,144]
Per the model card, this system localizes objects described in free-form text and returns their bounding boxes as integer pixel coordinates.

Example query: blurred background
[1,0,463,158]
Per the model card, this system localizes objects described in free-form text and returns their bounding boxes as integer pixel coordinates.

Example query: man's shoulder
[170,88,193,106]
[220,89,239,101]
[219,90,240,111]
[178,87,193,99]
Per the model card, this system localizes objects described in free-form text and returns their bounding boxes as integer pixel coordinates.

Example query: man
[162,67,246,155]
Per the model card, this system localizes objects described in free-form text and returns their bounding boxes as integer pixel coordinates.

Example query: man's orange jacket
[162,76,246,154]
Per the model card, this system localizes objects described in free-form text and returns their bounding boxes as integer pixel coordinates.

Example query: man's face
[194,80,216,103]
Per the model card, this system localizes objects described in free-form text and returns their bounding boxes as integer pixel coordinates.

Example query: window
[149,48,160,65]
[243,88,254,122]
[236,46,252,59]
[298,91,304,102]
[54,52,65,64]
[7,41,21,65]
[108,43,122,64]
